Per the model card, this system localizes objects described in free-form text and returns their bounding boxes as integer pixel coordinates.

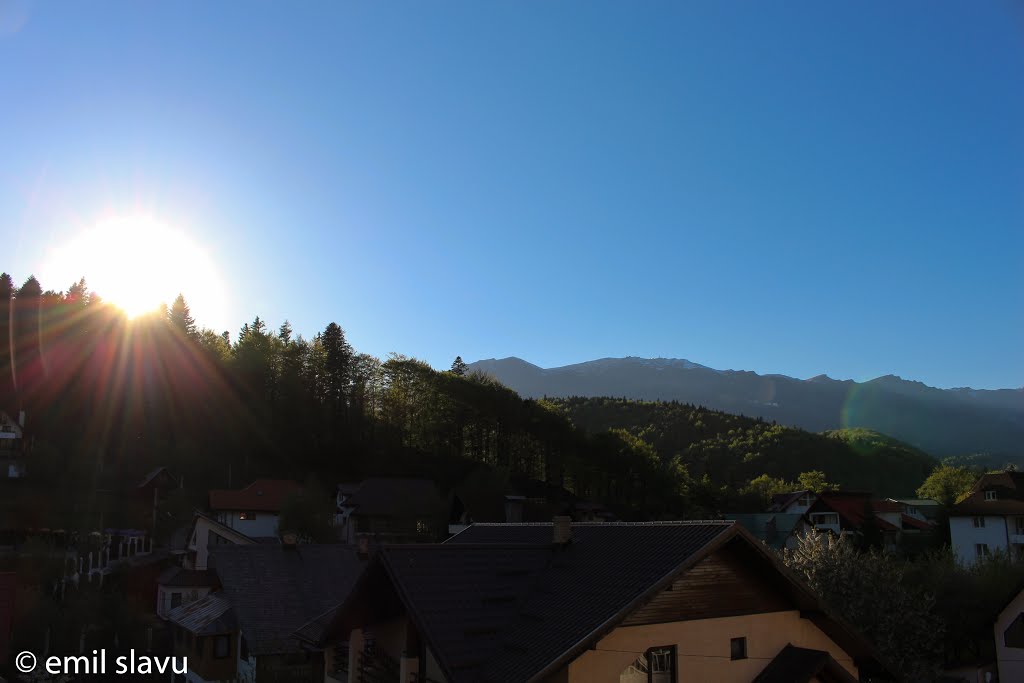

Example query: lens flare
[42,215,227,326]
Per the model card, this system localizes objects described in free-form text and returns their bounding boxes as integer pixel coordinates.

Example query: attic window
[797,494,812,507]
[986,490,998,501]
[730,637,747,660]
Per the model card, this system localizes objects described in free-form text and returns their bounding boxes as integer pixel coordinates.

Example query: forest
[0,273,938,534]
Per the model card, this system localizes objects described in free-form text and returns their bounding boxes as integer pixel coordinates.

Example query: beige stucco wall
[565,610,857,683]
[996,589,1024,683]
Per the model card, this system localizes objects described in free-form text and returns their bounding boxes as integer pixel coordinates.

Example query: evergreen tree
[279,320,293,344]
[321,322,353,411]
[169,294,197,338]
[450,356,468,376]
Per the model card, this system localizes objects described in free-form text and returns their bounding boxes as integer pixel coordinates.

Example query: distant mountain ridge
[467,356,1024,459]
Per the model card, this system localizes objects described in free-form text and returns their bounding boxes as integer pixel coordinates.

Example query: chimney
[552,516,572,546]
[357,534,370,560]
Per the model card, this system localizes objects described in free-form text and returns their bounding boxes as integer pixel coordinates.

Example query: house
[888,497,942,524]
[804,491,931,546]
[206,541,368,683]
[725,513,811,551]
[448,489,562,535]
[165,540,369,683]
[301,519,892,683]
[949,471,1024,566]
[994,582,1024,682]
[0,410,28,478]
[157,512,254,619]
[336,478,446,544]
[167,593,240,683]
[208,479,302,539]
[769,490,817,514]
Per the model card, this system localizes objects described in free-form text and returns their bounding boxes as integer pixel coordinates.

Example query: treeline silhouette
[0,273,936,533]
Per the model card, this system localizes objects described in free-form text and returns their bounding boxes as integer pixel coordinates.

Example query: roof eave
[526,522,739,683]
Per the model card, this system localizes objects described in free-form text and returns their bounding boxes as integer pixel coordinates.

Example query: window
[986,490,998,501]
[239,511,256,520]
[618,645,676,683]
[976,543,990,558]
[214,635,230,659]
[730,637,747,660]
[973,517,986,528]
[797,494,812,507]
[810,513,839,526]
[170,592,183,609]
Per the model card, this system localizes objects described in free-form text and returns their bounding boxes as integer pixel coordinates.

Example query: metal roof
[167,593,236,635]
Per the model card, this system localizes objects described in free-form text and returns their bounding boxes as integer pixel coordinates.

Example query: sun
[44,215,227,325]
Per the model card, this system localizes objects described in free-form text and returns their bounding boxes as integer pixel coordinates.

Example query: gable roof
[325,521,890,683]
[809,493,901,532]
[770,490,812,511]
[188,511,257,547]
[208,479,302,513]
[210,543,366,655]
[953,471,1024,515]
[752,644,859,683]
[167,593,236,635]
[342,477,445,518]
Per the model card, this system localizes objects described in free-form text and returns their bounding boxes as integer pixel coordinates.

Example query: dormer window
[986,490,998,501]
[797,493,812,507]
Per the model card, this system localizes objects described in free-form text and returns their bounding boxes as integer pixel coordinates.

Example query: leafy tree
[450,356,468,376]
[797,470,837,493]
[784,531,944,680]
[742,473,796,506]
[278,486,336,543]
[916,464,978,506]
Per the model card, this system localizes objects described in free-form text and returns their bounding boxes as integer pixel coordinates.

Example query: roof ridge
[466,520,734,527]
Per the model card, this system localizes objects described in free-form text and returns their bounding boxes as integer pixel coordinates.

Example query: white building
[208,479,302,539]
[949,471,1024,566]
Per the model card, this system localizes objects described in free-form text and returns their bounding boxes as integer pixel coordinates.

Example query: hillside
[469,356,1024,459]
[551,397,937,499]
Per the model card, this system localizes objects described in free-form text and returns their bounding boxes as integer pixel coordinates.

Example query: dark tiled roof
[753,644,858,683]
[210,544,366,655]
[157,566,218,588]
[953,471,1024,515]
[208,479,302,512]
[344,478,445,518]
[167,593,236,636]
[396,522,734,682]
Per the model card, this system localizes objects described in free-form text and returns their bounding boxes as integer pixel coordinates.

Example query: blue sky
[1,1,1022,389]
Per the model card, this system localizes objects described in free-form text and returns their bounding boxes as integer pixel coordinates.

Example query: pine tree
[169,294,197,338]
[279,320,293,344]
[450,356,468,376]
[321,322,353,411]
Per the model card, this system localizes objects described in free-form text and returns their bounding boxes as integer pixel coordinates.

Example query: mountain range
[467,356,1024,459]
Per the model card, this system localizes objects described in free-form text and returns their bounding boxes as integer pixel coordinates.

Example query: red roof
[811,493,901,532]
[901,514,934,531]
[209,479,302,512]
